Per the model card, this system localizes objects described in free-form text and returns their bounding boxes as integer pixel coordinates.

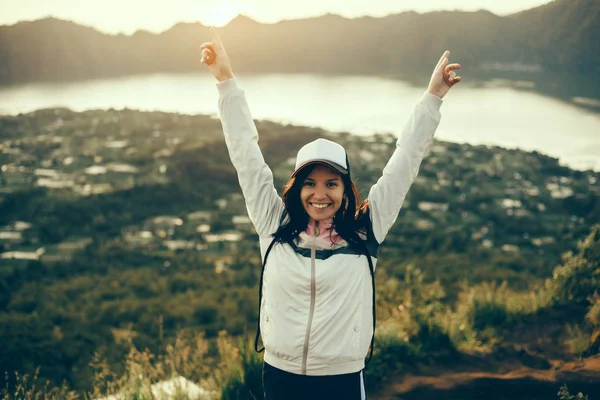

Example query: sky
[0,0,553,35]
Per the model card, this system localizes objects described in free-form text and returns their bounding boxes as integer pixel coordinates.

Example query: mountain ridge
[0,0,598,84]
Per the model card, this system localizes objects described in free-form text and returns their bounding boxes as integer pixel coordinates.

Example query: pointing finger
[209,27,224,49]
[439,57,449,73]
[436,50,450,70]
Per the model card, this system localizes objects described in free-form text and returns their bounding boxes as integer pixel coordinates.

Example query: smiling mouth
[309,202,332,209]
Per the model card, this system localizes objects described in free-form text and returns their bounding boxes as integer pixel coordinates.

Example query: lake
[0,72,599,171]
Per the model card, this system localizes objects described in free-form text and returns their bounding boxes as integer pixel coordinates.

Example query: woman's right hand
[200,27,234,82]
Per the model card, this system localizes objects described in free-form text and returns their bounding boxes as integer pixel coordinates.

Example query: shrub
[449,282,510,349]
[557,383,588,400]
[584,292,600,356]
[585,292,600,328]
[411,317,458,360]
[544,224,600,306]
[564,324,590,357]
[364,333,417,392]
[471,296,510,331]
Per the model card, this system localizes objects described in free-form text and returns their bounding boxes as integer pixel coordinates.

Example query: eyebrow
[304,178,341,182]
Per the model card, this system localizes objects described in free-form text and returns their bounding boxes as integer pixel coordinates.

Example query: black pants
[263,362,367,400]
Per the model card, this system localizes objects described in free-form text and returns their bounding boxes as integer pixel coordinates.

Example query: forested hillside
[0,107,598,394]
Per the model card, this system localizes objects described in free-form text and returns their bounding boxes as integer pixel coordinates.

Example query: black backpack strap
[359,207,377,367]
[364,247,376,367]
[254,236,278,353]
[255,210,287,353]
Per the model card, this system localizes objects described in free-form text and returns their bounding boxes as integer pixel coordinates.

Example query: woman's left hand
[427,50,461,99]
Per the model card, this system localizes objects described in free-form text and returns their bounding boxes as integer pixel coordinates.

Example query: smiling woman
[199,26,462,399]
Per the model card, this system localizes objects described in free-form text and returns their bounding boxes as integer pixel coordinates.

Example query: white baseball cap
[292,138,348,177]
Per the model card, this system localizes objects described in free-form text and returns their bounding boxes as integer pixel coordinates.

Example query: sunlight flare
[199,0,239,27]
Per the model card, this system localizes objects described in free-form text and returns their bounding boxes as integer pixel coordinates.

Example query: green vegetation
[2,224,597,399]
[2,225,598,399]
[1,108,599,398]
[544,224,600,306]
[558,384,589,400]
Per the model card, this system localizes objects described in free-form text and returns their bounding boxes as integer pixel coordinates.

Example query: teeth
[312,203,330,209]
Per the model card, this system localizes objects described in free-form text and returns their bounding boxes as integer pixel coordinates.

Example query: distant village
[0,109,253,269]
[1,108,598,273]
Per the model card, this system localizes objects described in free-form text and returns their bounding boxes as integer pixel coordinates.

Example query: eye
[303,181,315,187]
[326,182,338,188]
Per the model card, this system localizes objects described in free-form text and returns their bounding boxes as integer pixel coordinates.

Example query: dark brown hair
[273,164,370,249]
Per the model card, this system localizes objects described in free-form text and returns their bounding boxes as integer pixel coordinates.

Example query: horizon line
[0,4,545,37]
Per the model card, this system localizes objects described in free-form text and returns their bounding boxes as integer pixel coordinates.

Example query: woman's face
[300,165,345,222]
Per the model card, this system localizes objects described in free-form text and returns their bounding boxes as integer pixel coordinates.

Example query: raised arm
[201,28,284,236]
[368,51,461,243]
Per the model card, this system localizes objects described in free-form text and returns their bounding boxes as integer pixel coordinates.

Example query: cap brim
[291,160,348,178]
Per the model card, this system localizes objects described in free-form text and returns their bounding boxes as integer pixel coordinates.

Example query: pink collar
[299,218,346,249]
[305,218,333,235]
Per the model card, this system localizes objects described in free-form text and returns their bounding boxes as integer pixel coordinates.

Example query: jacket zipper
[301,221,319,374]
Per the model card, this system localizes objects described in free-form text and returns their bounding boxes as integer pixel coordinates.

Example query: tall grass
[1,369,79,400]
[445,281,544,350]
[218,336,263,400]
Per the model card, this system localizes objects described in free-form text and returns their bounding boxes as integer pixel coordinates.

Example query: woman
[200,27,460,400]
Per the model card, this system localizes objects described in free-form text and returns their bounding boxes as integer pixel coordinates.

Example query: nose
[313,186,327,201]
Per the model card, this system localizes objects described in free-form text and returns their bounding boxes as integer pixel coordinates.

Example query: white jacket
[217,77,442,375]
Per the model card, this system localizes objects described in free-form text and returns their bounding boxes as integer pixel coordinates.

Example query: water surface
[1,73,598,171]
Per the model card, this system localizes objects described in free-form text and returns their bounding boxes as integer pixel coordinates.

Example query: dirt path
[374,355,600,400]
[373,305,600,400]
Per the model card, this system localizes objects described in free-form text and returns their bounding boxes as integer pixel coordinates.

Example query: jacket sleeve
[217,78,285,237]
[367,91,443,243]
